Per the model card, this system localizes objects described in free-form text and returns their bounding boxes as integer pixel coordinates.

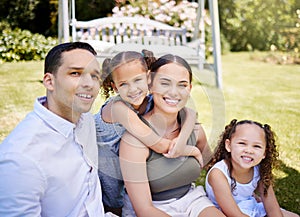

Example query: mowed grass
[0,61,45,140]
[0,52,299,214]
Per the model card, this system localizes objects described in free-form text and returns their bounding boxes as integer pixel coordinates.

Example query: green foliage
[219,0,300,52]
[0,22,57,63]
[0,0,39,28]
[75,0,115,20]
[0,0,57,36]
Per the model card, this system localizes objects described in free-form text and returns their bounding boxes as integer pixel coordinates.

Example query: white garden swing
[58,0,222,89]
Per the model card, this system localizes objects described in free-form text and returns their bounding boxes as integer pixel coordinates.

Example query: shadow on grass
[14,79,43,83]
[25,79,43,83]
[274,160,300,215]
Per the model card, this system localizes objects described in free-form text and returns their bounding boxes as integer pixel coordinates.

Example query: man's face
[44,49,100,123]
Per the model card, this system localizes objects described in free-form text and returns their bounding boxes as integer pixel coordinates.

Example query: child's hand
[163,139,204,167]
[252,192,262,202]
[151,138,172,154]
[163,138,183,158]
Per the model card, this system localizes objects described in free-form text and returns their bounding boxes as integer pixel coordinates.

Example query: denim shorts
[98,145,124,208]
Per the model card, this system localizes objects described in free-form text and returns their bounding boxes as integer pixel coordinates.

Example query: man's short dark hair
[44,42,97,75]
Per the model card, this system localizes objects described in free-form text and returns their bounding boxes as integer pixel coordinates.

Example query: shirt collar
[34,96,75,138]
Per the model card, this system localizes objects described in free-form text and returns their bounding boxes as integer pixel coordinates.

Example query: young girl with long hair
[205,119,298,217]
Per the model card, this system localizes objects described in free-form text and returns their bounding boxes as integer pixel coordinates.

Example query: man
[0,42,112,216]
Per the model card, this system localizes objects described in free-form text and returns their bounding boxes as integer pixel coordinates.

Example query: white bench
[72,16,205,70]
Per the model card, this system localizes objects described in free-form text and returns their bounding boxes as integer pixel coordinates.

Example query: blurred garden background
[0,0,299,214]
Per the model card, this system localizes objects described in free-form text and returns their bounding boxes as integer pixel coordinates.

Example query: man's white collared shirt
[0,96,106,216]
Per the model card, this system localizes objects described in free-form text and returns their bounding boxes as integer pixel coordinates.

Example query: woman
[119,54,225,217]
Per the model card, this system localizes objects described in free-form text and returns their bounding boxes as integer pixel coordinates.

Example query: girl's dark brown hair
[100,50,155,99]
[205,119,279,196]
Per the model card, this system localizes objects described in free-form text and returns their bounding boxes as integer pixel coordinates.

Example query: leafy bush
[219,0,300,52]
[0,22,57,63]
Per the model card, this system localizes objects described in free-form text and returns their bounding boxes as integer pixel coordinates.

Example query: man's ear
[43,72,55,91]
[225,139,231,152]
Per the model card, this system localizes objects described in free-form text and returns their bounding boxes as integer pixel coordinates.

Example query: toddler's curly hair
[205,119,279,196]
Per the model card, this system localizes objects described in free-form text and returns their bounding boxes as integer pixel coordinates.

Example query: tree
[219,0,299,51]
[0,0,39,29]
[0,0,55,36]
[75,0,115,21]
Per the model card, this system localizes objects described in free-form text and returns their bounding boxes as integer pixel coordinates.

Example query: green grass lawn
[0,52,299,214]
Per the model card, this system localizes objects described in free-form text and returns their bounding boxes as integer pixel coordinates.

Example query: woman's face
[151,62,191,115]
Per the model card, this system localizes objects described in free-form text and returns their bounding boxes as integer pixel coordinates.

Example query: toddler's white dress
[205,160,266,217]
